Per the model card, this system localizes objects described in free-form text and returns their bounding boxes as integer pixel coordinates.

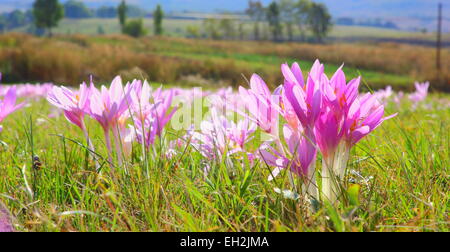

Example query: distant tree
[24,10,34,23]
[238,22,245,40]
[118,0,127,28]
[384,21,398,29]
[336,17,354,26]
[266,2,282,41]
[123,19,147,37]
[96,6,117,18]
[203,19,222,40]
[307,2,332,43]
[7,10,26,29]
[153,4,164,35]
[64,0,92,19]
[220,19,236,40]
[246,1,265,40]
[186,25,200,38]
[0,16,6,33]
[32,0,64,37]
[26,24,46,36]
[279,0,296,41]
[356,18,398,29]
[97,25,105,35]
[294,0,311,42]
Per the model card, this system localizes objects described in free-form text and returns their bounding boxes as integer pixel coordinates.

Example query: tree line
[247,0,331,42]
[117,0,164,37]
[1,0,331,42]
[1,0,163,37]
[0,0,151,33]
[187,0,332,43]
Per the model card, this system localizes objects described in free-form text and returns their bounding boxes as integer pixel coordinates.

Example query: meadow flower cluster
[0,60,441,216]
[46,60,397,204]
[238,61,398,203]
[374,82,431,109]
[46,77,177,171]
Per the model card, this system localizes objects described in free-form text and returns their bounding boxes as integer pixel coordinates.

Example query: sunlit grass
[0,94,448,232]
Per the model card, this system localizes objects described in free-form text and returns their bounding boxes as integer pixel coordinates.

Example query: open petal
[250,74,271,97]
[282,63,300,86]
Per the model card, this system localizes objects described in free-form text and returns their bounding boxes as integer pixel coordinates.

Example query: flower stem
[112,127,124,168]
[321,143,350,204]
[305,161,318,200]
[81,120,94,152]
[81,121,101,173]
[275,137,296,189]
[104,129,114,172]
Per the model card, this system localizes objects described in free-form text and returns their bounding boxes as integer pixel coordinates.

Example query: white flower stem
[321,143,350,204]
[112,127,124,169]
[104,129,114,172]
[275,138,296,189]
[305,161,318,200]
[80,120,100,173]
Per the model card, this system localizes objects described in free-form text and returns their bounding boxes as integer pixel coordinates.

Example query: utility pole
[436,3,442,74]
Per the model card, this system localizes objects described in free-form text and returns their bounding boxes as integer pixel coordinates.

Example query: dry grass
[0,33,257,88]
[157,37,449,90]
[0,33,448,91]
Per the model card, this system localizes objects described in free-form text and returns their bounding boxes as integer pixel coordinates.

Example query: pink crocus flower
[120,124,135,159]
[282,61,323,129]
[315,71,396,203]
[128,79,158,150]
[265,61,397,203]
[315,107,342,159]
[130,82,176,150]
[227,119,256,150]
[373,86,393,105]
[165,138,187,159]
[15,83,54,100]
[409,82,429,105]
[260,125,317,180]
[89,76,132,132]
[191,109,228,160]
[89,76,132,167]
[47,82,97,157]
[321,67,360,118]
[314,67,362,159]
[238,74,281,136]
[0,201,14,232]
[128,79,154,121]
[0,86,25,132]
[47,82,91,131]
[274,61,324,197]
[152,88,178,138]
[135,111,158,149]
[393,91,404,107]
[344,93,397,147]
[189,108,230,175]
[190,108,255,175]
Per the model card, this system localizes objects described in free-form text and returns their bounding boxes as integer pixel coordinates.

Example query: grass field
[1,33,448,91]
[0,82,448,232]
[0,30,448,232]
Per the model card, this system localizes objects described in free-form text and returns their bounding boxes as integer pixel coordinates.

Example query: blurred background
[0,0,448,91]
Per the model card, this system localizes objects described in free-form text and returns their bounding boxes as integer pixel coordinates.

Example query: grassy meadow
[0,89,448,232]
[0,24,448,232]
[0,33,448,91]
